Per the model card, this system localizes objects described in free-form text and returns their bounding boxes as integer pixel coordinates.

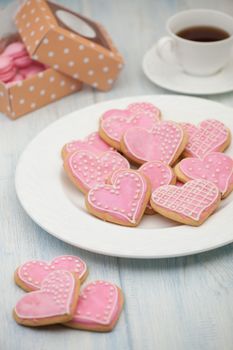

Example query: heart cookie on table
[64,150,130,194]
[86,169,151,227]
[150,179,221,226]
[174,152,233,198]
[99,102,161,150]
[65,280,123,332]
[61,132,114,160]
[121,121,187,165]
[14,255,88,292]
[138,161,176,214]
[182,119,231,158]
[13,270,80,327]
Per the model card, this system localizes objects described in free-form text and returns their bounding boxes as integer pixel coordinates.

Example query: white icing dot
[98,53,104,60]
[79,44,84,50]
[48,51,54,57]
[83,57,90,64]
[64,48,69,54]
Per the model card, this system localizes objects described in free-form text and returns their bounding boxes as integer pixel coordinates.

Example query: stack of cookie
[13,255,124,332]
[62,102,233,227]
[0,41,45,87]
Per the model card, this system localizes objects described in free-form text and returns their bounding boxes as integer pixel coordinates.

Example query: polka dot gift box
[15,0,124,92]
[0,34,82,119]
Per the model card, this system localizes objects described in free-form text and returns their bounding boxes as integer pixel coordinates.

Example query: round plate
[142,45,233,95]
[15,95,233,258]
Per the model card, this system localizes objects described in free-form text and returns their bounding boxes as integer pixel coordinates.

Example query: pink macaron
[3,42,28,59]
[0,56,16,82]
[20,63,45,79]
[14,55,33,68]
[6,73,24,87]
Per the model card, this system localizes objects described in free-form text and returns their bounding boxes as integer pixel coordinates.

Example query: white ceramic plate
[15,95,233,258]
[142,44,233,95]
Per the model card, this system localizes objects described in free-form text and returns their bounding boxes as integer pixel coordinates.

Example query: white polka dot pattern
[0,68,82,119]
[15,0,124,91]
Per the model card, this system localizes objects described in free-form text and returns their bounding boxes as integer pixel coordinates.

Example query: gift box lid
[15,0,124,91]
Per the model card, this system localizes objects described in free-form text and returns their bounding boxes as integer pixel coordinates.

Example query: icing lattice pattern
[185,119,228,158]
[152,180,219,221]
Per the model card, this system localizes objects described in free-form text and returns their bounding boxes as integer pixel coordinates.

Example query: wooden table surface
[1,0,233,349]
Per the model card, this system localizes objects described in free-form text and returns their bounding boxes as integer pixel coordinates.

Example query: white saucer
[15,95,233,258]
[142,44,233,95]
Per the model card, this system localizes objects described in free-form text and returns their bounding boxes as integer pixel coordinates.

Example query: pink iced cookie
[175,152,233,198]
[64,150,130,194]
[15,255,88,291]
[138,161,176,214]
[183,119,231,158]
[99,102,161,150]
[13,270,80,327]
[86,169,151,227]
[65,280,124,332]
[62,132,114,159]
[121,121,187,165]
[180,122,197,138]
[150,179,221,226]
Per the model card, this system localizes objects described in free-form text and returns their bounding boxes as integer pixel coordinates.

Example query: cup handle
[157,36,180,67]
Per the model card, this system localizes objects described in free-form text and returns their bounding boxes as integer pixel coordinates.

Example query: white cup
[157,9,233,76]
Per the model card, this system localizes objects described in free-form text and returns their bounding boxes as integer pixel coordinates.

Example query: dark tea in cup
[176,25,230,42]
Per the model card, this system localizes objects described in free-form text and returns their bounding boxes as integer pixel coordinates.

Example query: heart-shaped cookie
[150,179,220,226]
[138,161,176,214]
[99,102,161,149]
[15,255,87,291]
[183,119,230,158]
[86,169,150,226]
[13,270,80,326]
[64,150,130,194]
[175,152,233,198]
[65,280,123,332]
[180,122,197,138]
[121,121,187,165]
[62,132,114,160]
